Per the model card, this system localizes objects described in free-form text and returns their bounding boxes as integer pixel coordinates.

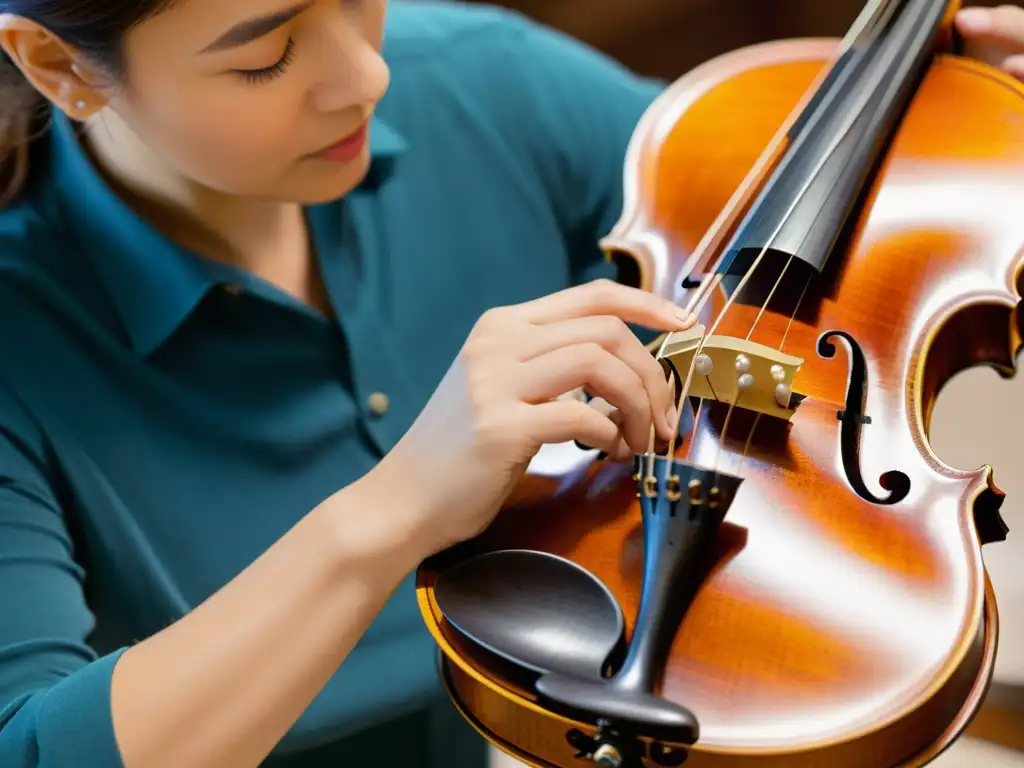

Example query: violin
[416,0,1023,765]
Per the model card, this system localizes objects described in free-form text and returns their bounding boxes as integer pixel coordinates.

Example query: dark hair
[0,0,170,206]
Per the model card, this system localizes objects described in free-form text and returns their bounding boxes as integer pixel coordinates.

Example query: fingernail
[673,308,695,327]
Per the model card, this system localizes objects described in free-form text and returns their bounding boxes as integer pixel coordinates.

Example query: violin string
[664,336,709,456]
[779,279,812,354]
[664,382,698,460]
[735,413,763,476]
[745,253,796,341]
[718,23,910,466]
[709,1,937,470]
[654,272,720,363]
[730,268,813,473]
[668,42,900,475]
[727,259,812,472]
[662,0,897,493]
[654,0,889,359]
[650,0,896,484]
[649,40,833,468]
[672,187,826,469]
[703,0,919,335]
[711,395,740,477]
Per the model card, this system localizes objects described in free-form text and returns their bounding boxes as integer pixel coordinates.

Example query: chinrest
[433,549,626,681]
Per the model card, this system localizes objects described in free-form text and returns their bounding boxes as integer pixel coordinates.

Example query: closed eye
[233,38,296,84]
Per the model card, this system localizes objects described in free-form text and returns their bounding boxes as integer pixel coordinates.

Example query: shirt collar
[47,108,407,357]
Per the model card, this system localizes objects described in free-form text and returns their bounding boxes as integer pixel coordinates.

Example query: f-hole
[817,330,910,505]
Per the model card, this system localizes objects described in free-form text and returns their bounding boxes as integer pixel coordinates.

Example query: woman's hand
[381,279,696,554]
[956,5,1024,81]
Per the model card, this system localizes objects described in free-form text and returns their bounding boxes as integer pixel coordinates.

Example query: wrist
[315,458,437,575]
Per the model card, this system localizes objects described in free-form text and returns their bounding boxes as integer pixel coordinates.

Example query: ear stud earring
[74,99,87,111]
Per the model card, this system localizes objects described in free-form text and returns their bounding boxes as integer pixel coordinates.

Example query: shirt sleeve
[492,14,667,286]
[0,380,127,768]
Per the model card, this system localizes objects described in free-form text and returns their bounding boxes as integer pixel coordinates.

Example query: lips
[313,122,369,162]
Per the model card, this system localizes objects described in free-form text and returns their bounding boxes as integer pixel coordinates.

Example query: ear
[0,14,111,121]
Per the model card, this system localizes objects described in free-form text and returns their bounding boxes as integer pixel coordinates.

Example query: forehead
[129,0,302,54]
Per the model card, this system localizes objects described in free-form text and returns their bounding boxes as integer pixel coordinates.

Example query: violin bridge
[660,324,804,421]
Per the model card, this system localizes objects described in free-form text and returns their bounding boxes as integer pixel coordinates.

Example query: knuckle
[577,342,606,370]
[465,366,500,409]
[475,306,505,331]
[644,354,669,385]
[465,312,511,361]
[628,366,646,391]
[566,402,598,433]
[588,278,621,302]
[597,316,630,348]
[472,411,515,456]
[465,379,514,444]
[472,406,504,441]
[624,388,649,418]
[461,337,488,365]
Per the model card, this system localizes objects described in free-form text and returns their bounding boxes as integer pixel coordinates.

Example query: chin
[284,149,374,205]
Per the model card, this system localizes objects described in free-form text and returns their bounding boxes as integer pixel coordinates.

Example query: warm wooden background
[465,0,1024,80]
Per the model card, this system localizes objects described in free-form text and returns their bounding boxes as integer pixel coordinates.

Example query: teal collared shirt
[0,3,662,766]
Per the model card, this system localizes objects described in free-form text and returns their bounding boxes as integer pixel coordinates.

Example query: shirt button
[223,283,242,296]
[367,392,390,417]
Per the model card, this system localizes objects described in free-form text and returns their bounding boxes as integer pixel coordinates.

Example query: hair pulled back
[0,0,169,206]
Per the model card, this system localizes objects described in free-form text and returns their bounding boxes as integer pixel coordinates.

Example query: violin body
[417,5,1024,766]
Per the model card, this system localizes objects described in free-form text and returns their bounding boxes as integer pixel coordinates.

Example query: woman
[0,1,693,767]
[0,2,1019,768]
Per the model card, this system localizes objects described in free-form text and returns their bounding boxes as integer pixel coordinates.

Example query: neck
[82,109,306,279]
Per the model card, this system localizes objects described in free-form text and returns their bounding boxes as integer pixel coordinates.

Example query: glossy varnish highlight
[417,31,1024,768]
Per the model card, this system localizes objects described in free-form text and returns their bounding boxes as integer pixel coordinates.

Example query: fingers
[518,279,696,331]
[526,400,631,460]
[514,342,675,452]
[957,6,1024,51]
[518,314,674,432]
[1004,54,1024,79]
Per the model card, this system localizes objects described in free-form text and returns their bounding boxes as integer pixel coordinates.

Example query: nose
[308,10,390,114]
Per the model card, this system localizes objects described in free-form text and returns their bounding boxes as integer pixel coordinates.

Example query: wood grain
[418,29,1024,768]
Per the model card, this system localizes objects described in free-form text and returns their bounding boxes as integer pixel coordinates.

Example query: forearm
[110,469,426,768]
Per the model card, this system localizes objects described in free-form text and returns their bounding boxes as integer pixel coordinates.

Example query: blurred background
[446,0,1024,766]
[462,0,1020,81]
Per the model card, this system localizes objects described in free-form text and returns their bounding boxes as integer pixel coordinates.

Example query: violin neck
[713,0,951,294]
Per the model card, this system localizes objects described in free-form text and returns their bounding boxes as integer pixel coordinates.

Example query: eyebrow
[200,2,311,53]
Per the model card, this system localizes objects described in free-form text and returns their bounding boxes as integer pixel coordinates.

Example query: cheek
[123,79,308,191]
[180,88,302,163]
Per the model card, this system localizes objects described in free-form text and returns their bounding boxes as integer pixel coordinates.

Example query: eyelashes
[235,37,296,85]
